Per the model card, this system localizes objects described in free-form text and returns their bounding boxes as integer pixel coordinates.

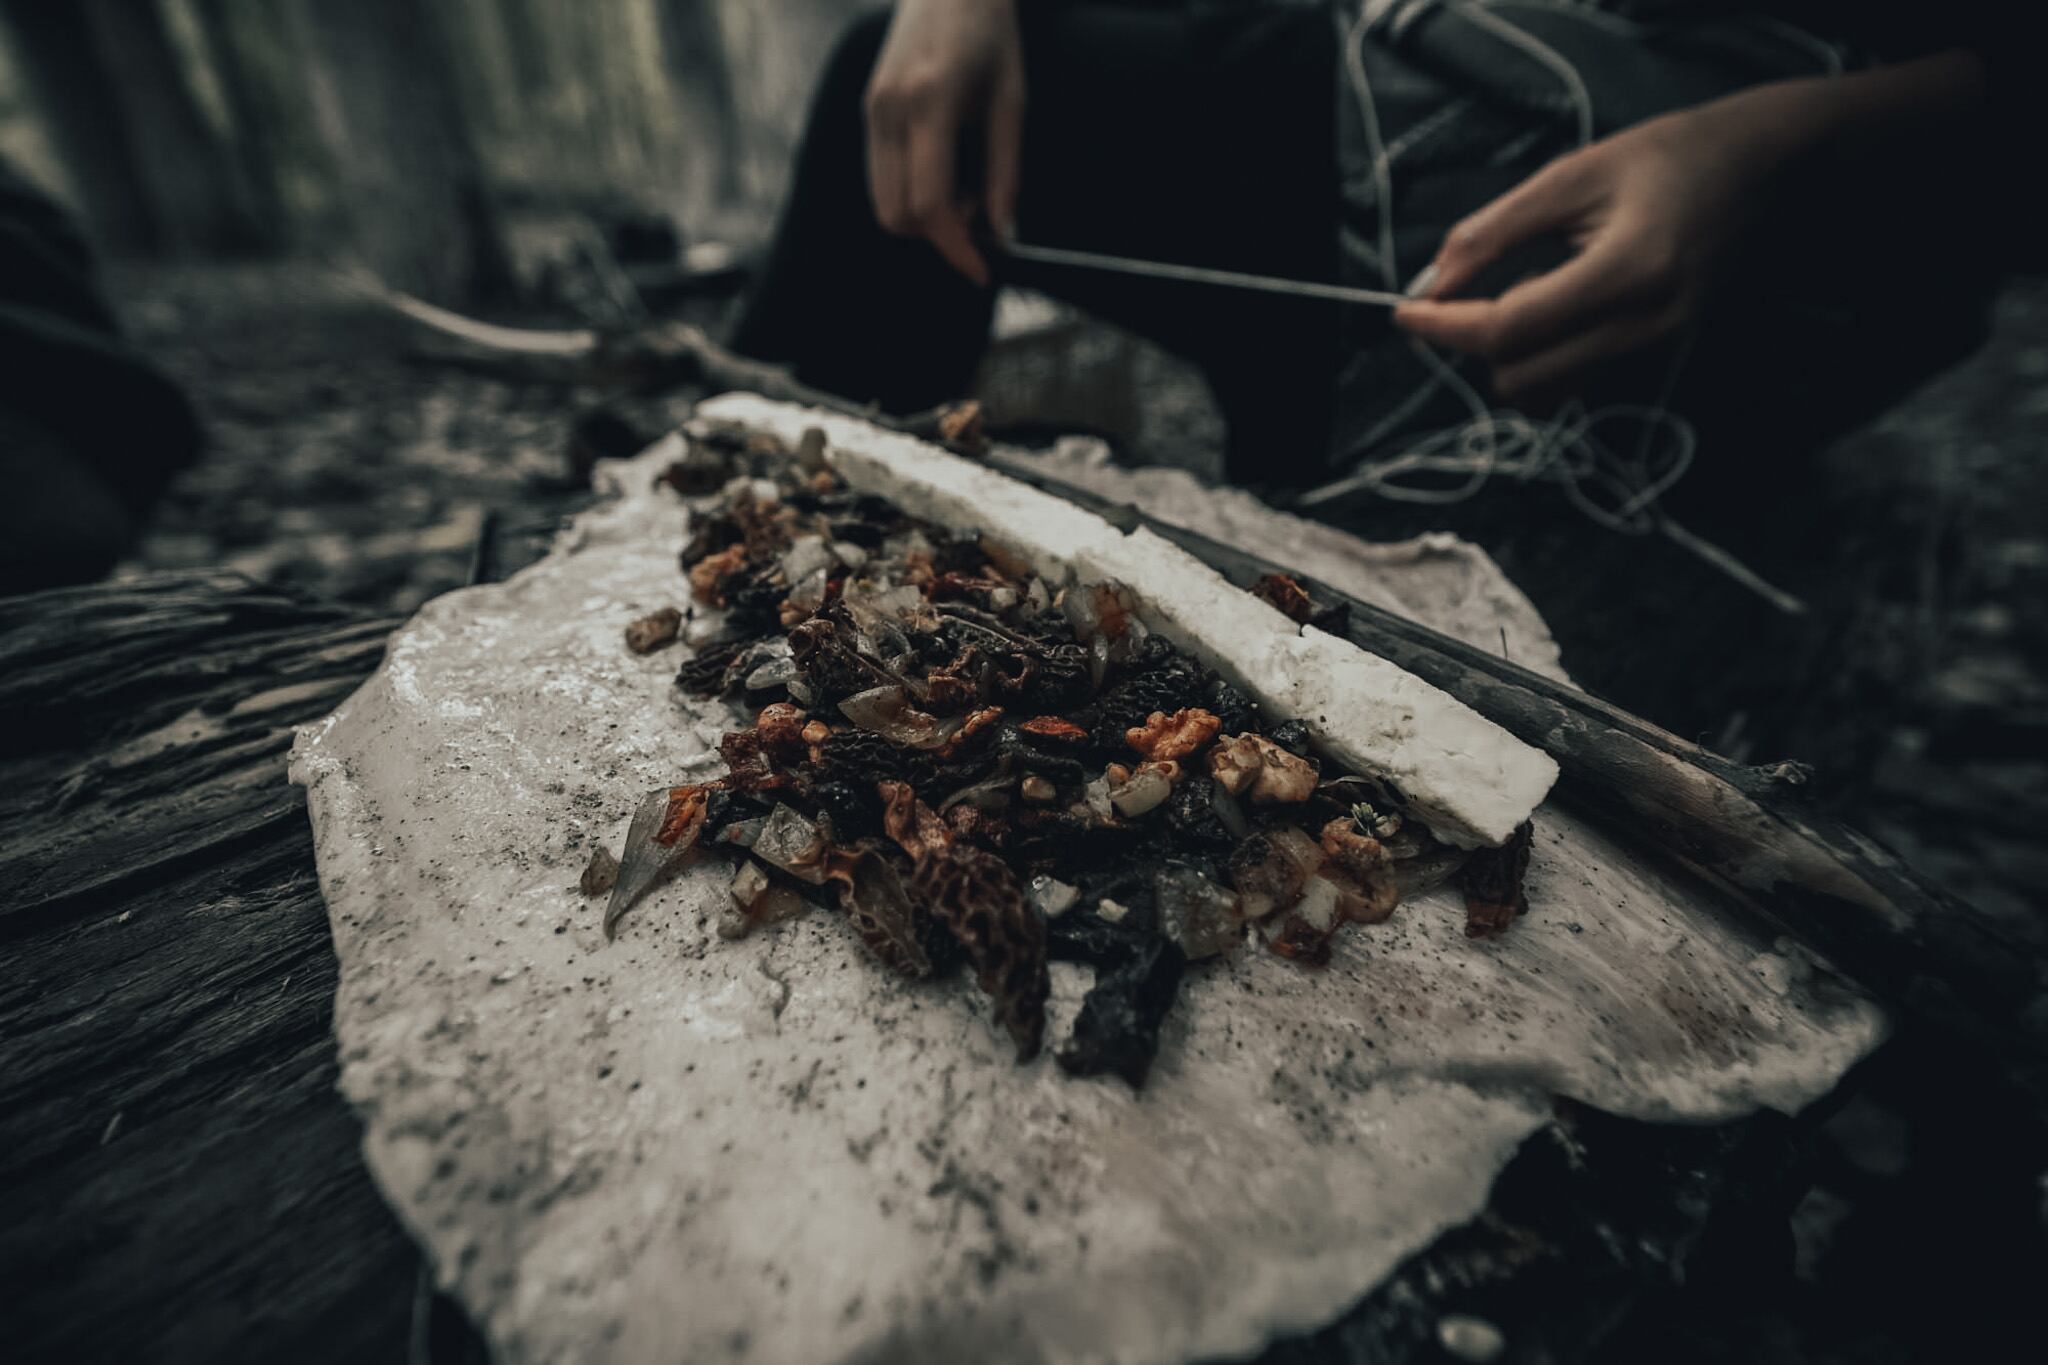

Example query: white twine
[1295,0,1831,613]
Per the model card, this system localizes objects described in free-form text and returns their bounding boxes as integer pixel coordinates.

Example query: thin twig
[1659,518,1810,617]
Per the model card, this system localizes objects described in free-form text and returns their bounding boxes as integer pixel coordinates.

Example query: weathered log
[0,574,416,1362]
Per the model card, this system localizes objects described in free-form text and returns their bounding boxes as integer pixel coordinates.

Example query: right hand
[863,0,1025,285]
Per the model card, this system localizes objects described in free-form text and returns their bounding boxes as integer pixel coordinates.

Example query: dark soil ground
[110,258,2047,1363]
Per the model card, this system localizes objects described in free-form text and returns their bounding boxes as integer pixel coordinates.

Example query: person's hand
[864,0,1025,285]
[1394,99,1791,408]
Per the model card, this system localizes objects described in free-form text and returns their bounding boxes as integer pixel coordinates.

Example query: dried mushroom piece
[1459,819,1535,938]
[687,543,750,605]
[753,702,810,760]
[674,637,749,697]
[624,606,683,654]
[912,845,1050,1061]
[877,779,952,861]
[827,847,943,980]
[1056,937,1187,1087]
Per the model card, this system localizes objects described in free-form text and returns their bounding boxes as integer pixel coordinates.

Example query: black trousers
[0,159,200,592]
[730,3,1344,484]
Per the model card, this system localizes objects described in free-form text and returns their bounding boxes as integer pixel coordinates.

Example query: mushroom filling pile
[596,421,1535,1087]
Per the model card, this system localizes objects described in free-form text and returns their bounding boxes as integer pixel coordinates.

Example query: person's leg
[728,10,994,414]
[0,159,199,594]
[731,3,1341,479]
[1005,2,1341,483]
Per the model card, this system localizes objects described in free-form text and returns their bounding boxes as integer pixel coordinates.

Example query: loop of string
[1314,0,1818,612]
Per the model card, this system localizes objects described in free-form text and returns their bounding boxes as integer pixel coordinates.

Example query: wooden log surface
[0,575,417,1362]
[0,569,1820,1363]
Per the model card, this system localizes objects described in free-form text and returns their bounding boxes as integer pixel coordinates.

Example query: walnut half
[1207,733,1317,804]
[1125,707,1222,762]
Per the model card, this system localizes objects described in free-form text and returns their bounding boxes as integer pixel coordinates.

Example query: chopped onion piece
[721,859,811,940]
[785,567,829,613]
[1108,765,1172,818]
[604,785,711,937]
[1295,876,1342,933]
[779,534,834,584]
[1029,875,1080,919]
[716,815,768,849]
[1082,774,1114,820]
[939,769,1016,813]
[1210,782,1250,840]
[751,804,829,883]
[837,685,959,749]
[1155,867,1243,960]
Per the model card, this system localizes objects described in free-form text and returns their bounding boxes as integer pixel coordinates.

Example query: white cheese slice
[1071,526,1299,696]
[1262,626,1559,848]
[693,394,1124,582]
[691,393,1559,846]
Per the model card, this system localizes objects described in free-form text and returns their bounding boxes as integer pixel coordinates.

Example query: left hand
[1394,99,1786,408]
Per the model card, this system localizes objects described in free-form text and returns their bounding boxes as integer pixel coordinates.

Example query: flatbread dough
[292,399,1884,1365]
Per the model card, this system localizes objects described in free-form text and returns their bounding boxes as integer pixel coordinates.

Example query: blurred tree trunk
[188,0,295,247]
[714,0,863,216]
[657,0,745,218]
[496,0,556,103]
[296,0,511,302]
[79,0,271,252]
[0,3,158,249]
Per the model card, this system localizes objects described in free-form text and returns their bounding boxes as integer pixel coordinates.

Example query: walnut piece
[687,543,749,605]
[1318,816,1400,924]
[1207,733,1317,804]
[1018,715,1089,746]
[1250,572,1315,624]
[936,399,986,453]
[623,606,682,654]
[940,705,1005,758]
[755,702,809,760]
[1124,707,1222,762]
